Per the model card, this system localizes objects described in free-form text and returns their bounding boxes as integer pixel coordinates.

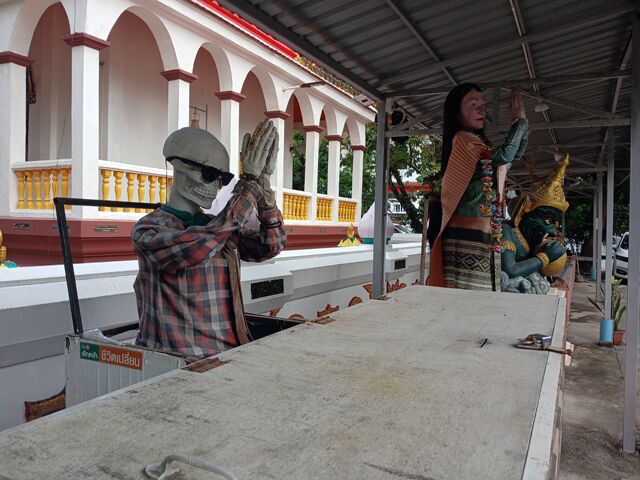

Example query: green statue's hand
[543,240,565,262]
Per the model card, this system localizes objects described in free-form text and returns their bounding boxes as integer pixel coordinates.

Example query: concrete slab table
[0,286,566,479]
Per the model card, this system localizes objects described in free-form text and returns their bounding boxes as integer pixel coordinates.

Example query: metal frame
[216,0,639,451]
[53,197,161,335]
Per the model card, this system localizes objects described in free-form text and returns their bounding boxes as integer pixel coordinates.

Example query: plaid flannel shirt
[132,179,286,358]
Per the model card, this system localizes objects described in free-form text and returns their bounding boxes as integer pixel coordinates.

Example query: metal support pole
[373,99,391,297]
[591,193,597,280]
[622,10,640,454]
[604,134,615,320]
[419,196,429,285]
[596,166,604,300]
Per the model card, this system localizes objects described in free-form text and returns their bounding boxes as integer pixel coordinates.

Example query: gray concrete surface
[0,286,564,480]
[560,280,640,479]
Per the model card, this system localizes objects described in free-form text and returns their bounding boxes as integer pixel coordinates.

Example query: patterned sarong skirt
[441,218,501,292]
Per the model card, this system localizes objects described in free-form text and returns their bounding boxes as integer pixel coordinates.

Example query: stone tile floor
[560,279,640,479]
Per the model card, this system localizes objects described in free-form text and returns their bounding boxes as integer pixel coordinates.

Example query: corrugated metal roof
[218,0,634,188]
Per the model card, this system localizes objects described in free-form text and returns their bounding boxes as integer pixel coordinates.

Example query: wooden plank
[0,287,563,480]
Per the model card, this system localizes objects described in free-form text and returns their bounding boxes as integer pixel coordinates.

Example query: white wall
[190,48,221,140]
[27,3,71,161]
[104,11,167,168]
[239,72,266,142]
[0,355,65,432]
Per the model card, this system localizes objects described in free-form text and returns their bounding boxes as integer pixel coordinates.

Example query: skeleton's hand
[241,119,278,179]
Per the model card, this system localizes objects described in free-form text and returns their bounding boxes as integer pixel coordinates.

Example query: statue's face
[520,206,562,247]
[459,89,486,130]
[172,159,222,210]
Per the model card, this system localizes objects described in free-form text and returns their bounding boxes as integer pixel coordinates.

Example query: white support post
[326,136,341,222]
[303,126,321,222]
[167,82,190,132]
[604,134,614,321]
[0,55,29,216]
[622,10,640,455]
[373,99,391,297]
[66,38,106,218]
[216,91,245,176]
[352,147,365,221]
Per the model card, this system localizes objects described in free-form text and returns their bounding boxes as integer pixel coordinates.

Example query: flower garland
[478,148,503,253]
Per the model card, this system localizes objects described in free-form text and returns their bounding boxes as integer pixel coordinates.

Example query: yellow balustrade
[159,177,167,204]
[283,192,310,221]
[136,174,147,213]
[98,169,172,212]
[13,167,71,210]
[338,200,357,223]
[316,197,333,221]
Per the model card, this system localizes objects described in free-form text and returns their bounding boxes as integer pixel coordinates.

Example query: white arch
[97,4,178,70]
[1,0,73,55]
[322,105,348,137]
[246,66,281,112]
[197,42,234,91]
[293,90,324,127]
[345,117,365,146]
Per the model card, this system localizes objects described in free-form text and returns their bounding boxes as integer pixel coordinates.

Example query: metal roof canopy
[217,0,639,453]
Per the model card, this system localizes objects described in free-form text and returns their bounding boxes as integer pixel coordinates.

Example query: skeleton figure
[132,121,286,358]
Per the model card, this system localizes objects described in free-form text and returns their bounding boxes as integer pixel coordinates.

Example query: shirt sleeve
[492,118,529,166]
[237,202,287,262]
[132,182,261,273]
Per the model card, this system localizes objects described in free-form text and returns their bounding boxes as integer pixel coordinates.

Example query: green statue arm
[492,118,529,166]
[501,249,543,278]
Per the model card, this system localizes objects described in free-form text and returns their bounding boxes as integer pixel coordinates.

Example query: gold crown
[515,154,570,227]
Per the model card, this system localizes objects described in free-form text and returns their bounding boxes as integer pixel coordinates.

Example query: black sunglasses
[167,156,234,185]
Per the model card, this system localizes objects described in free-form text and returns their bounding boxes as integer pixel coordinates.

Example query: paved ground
[560,279,640,479]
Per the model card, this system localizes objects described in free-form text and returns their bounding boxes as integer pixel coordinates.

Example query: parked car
[614,232,629,279]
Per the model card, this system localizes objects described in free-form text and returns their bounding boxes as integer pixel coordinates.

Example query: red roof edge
[192,1,298,59]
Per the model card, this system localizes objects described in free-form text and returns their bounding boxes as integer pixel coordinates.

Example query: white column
[304,126,321,222]
[216,91,245,177]
[161,70,196,135]
[64,35,109,217]
[265,111,288,211]
[351,147,365,221]
[326,136,341,222]
[0,54,29,216]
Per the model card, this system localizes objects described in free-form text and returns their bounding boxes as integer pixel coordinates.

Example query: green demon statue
[500,154,569,294]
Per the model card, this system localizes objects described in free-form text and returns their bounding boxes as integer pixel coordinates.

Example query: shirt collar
[160,204,209,227]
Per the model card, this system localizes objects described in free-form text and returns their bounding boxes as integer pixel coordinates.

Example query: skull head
[163,128,231,212]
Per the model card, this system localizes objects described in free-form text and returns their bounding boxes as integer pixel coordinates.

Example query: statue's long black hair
[440,83,485,177]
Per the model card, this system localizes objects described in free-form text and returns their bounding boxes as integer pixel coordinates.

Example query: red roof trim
[191,1,298,59]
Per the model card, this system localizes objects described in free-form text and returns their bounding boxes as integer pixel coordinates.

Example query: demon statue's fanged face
[519,205,562,251]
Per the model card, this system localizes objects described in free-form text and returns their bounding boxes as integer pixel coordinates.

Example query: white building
[0,0,375,263]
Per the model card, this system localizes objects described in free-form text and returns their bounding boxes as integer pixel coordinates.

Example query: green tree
[290,131,305,191]
[387,136,441,232]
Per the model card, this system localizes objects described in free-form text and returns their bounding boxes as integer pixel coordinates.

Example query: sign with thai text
[80,342,143,371]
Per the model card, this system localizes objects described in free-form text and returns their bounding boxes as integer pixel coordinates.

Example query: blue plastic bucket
[599,318,614,344]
